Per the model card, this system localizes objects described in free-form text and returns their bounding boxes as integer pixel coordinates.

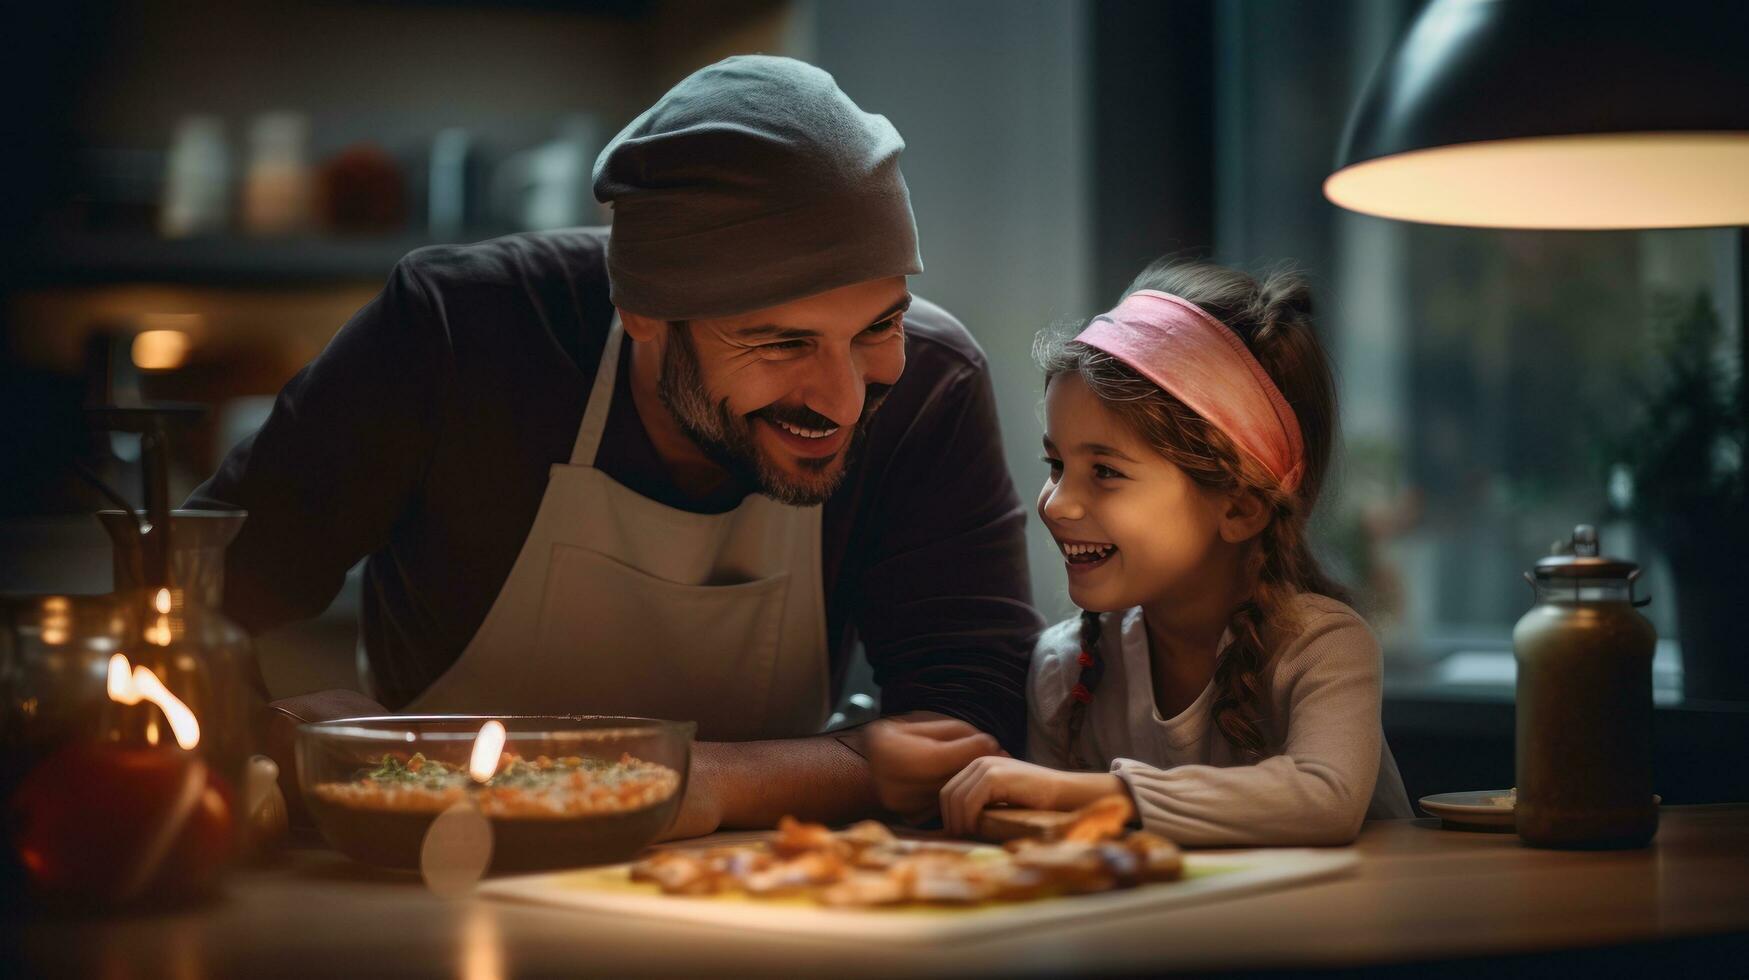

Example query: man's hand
[262,689,388,827]
[843,711,1007,823]
[938,756,1124,837]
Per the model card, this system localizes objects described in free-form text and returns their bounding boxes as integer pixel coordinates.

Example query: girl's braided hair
[1037,259,1349,763]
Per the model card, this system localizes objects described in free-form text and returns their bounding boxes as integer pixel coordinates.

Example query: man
[194,56,1039,835]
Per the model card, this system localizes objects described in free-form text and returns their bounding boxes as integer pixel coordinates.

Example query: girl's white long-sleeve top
[1028,594,1414,847]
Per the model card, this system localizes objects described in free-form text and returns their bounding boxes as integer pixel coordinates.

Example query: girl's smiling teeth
[1059,540,1118,564]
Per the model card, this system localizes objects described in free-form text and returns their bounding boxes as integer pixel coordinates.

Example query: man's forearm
[690,735,880,831]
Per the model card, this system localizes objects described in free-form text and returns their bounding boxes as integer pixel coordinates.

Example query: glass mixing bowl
[296,715,692,873]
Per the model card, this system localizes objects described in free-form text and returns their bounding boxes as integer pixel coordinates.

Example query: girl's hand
[938,757,1125,838]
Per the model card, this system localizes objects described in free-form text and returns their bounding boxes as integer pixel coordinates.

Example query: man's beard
[656,327,890,507]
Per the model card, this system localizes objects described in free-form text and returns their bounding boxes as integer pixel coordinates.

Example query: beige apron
[406,317,830,740]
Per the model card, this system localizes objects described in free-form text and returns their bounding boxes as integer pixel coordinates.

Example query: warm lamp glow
[41,597,70,646]
[153,588,173,614]
[144,616,174,647]
[469,720,507,784]
[460,903,506,980]
[1324,132,1749,229]
[131,329,193,371]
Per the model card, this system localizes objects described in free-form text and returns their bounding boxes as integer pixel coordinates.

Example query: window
[1216,0,1742,700]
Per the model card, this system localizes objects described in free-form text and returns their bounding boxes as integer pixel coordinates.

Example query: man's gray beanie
[592,55,923,320]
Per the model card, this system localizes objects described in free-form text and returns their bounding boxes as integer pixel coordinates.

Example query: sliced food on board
[629,794,1182,908]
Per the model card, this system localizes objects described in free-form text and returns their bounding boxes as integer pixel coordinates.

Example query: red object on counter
[9,741,234,905]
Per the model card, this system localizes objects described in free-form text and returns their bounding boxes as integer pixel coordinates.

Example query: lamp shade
[1326,0,1749,229]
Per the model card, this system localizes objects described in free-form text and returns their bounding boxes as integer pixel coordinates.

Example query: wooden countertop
[11,805,1749,977]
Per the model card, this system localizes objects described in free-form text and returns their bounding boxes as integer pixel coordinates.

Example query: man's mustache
[750,384,893,430]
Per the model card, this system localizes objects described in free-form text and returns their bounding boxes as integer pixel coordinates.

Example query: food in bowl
[311,751,679,818]
[297,716,691,873]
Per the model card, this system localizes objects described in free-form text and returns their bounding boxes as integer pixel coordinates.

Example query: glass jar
[2,594,134,800]
[3,594,135,904]
[4,588,257,907]
[242,112,312,236]
[99,509,265,782]
[2,508,264,906]
[1512,525,1657,849]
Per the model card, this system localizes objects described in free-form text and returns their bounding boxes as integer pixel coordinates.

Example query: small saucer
[1419,790,1662,832]
[1418,789,1517,831]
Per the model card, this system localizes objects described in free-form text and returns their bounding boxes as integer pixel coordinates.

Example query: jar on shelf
[160,115,231,239]
[242,112,313,236]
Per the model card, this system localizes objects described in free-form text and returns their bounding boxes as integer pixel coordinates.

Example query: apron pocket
[532,544,790,740]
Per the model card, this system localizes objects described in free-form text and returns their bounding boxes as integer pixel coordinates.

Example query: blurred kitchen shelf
[29,231,465,287]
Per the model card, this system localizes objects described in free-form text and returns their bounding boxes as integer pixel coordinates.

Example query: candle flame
[108,653,143,704]
[154,588,173,614]
[106,653,201,750]
[133,667,200,750]
[469,720,506,783]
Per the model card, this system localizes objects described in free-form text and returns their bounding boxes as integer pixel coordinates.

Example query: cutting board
[480,846,1358,943]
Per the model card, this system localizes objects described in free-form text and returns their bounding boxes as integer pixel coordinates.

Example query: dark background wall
[1090,0,1216,305]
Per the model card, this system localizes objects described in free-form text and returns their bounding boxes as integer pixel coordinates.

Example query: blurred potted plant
[1609,292,1748,702]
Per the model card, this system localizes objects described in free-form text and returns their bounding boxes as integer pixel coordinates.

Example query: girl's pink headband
[1073,289,1306,493]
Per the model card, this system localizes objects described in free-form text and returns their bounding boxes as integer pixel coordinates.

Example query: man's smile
[760,416,850,459]
[774,419,839,440]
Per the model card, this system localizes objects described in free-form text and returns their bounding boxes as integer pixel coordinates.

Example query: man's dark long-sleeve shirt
[190,228,1040,752]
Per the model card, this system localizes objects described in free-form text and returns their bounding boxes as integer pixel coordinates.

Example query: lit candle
[14,651,229,905]
[421,721,504,896]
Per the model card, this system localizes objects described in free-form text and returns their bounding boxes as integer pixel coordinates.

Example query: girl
[941,260,1412,846]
